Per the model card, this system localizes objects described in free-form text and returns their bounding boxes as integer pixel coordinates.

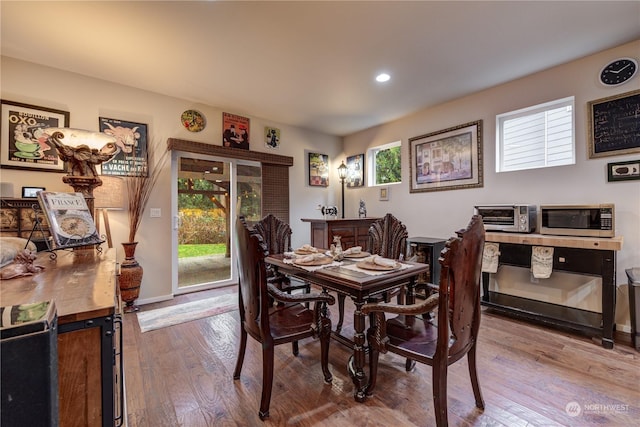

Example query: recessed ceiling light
[376,73,390,83]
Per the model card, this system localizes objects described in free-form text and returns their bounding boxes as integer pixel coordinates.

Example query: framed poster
[346,153,365,188]
[308,152,329,187]
[265,126,280,149]
[99,117,148,177]
[0,100,70,172]
[223,112,250,150]
[408,120,483,193]
[607,159,640,182]
[588,89,640,158]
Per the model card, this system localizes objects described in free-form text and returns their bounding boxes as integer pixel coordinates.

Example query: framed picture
[22,186,45,198]
[346,154,365,188]
[99,117,148,176]
[379,186,389,201]
[0,100,70,172]
[223,112,250,150]
[607,159,640,182]
[308,152,329,187]
[264,126,280,149]
[588,89,640,159]
[408,120,483,193]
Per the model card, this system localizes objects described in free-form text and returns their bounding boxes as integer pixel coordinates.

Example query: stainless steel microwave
[539,204,615,238]
[473,204,537,233]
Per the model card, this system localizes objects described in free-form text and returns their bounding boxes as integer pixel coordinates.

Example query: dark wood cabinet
[0,198,50,245]
[301,217,380,250]
[1,248,123,426]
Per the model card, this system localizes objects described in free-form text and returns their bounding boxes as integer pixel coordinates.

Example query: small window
[496,97,575,172]
[368,141,401,186]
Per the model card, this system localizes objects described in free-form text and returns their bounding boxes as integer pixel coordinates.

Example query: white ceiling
[2,1,639,137]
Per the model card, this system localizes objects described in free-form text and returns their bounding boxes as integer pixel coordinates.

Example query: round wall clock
[181,109,206,132]
[599,58,638,86]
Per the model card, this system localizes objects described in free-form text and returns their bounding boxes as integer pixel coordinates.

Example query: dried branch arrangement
[125,144,169,243]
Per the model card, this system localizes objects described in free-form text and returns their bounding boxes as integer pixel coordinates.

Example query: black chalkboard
[588,89,640,158]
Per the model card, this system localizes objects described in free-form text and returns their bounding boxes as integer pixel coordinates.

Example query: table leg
[347,299,368,402]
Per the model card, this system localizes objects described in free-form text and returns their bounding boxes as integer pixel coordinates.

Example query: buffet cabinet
[0,198,51,248]
[301,217,380,249]
[481,232,623,349]
[1,248,124,426]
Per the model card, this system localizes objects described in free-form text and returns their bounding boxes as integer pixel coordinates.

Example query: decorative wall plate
[181,109,206,132]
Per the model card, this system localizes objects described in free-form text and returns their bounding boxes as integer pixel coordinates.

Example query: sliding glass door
[172,151,261,294]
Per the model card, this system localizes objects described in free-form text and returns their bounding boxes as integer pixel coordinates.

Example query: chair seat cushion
[269,302,315,339]
[386,315,438,358]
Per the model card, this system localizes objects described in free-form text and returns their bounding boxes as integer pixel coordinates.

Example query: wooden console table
[301,217,380,249]
[481,232,623,349]
[1,248,124,426]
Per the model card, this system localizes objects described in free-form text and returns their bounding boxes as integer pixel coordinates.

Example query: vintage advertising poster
[99,117,148,176]
[222,112,250,150]
[37,191,103,248]
[0,100,69,172]
[308,152,329,187]
[264,126,280,149]
[346,153,364,187]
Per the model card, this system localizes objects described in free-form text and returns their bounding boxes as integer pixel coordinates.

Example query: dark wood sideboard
[301,217,380,249]
[1,198,51,248]
[1,248,124,426]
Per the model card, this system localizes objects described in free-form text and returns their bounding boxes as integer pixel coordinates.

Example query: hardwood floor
[122,286,639,426]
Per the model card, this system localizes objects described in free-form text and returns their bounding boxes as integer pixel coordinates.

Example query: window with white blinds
[496,96,575,172]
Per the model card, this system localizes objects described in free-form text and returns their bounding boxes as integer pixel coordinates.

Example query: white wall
[341,40,640,332]
[0,56,341,303]
[2,40,638,332]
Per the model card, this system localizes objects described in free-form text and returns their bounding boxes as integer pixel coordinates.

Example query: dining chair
[253,213,310,297]
[336,213,408,332]
[361,215,485,427]
[233,216,335,420]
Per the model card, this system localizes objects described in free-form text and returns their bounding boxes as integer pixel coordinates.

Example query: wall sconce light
[338,161,348,218]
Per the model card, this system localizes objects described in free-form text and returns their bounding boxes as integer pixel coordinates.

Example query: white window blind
[497,97,575,172]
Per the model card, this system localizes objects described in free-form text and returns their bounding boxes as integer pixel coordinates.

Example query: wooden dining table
[265,254,429,402]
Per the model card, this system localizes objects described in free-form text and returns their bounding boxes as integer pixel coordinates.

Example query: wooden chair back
[367,213,408,260]
[437,214,485,359]
[253,213,292,255]
[235,216,270,340]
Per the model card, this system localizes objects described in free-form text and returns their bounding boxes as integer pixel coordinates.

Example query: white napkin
[343,246,362,255]
[363,255,397,268]
[298,253,327,263]
[297,244,318,253]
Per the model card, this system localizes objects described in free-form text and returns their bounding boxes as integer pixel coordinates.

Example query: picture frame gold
[408,120,483,193]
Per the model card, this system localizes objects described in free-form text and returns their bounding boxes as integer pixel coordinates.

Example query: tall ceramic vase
[120,242,143,313]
